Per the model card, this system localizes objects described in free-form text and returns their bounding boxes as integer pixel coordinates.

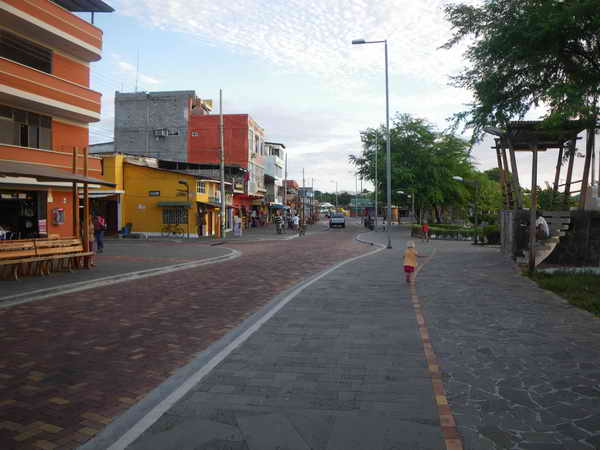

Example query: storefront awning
[0,161,115,186]
[269,203,288,209]
[156,201,192,207]
[197,201,221,208]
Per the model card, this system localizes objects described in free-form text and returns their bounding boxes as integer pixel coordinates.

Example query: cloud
[115,0,465,86]
[115,59,161,85]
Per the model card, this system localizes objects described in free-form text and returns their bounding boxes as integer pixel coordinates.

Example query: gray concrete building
[114,91,211,162]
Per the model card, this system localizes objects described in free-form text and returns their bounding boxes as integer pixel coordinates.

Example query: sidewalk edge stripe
[105,238,385,450]
[0,248,241,308]
[412,249,464,450]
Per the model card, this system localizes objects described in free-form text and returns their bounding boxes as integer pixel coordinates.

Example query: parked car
[329,212,346,228]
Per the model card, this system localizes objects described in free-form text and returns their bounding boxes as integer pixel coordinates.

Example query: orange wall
[52,120,88,152]
[3,0,103,52]
[189,114,250,167]
[46,190,74,237]
[53,53,89,87]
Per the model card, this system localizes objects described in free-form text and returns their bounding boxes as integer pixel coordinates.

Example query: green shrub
[530,271,600,317]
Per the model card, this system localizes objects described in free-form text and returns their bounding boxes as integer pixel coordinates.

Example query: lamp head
[352,39,366,45]
[452,176,464,182]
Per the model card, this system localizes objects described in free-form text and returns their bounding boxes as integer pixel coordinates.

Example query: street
[1,221,599,450]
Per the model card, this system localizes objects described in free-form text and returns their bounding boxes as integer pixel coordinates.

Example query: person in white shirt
[536,215,550,239]
[292,214,300,231]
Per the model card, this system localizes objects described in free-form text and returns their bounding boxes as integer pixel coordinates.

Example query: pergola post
[495,144,509,209]
[83,147,90,268]
[529,141,538,272]
[506,137,523,208]
[579,128,595,210]
[563,139,576,209]
[72,147,79,238]
[500,144,513,208]
[551,145,563,209]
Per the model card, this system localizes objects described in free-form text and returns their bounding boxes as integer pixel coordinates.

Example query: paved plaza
[1,224,599,449]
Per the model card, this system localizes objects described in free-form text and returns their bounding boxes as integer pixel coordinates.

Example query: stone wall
[545,211,600,266]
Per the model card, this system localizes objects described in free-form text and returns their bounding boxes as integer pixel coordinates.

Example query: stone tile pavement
[0,227,369,450]
[413,238,600,450]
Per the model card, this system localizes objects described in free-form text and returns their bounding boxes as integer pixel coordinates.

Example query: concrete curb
[81,233,385,450]
[0,248,241,308]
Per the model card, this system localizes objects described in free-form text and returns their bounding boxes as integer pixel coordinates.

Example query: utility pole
[219,89,226,239]
[375,135,378,230]
[302,168,305,226]
[284,153,288,208]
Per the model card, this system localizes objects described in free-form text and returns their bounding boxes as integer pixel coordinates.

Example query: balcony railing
[0,57,101,122]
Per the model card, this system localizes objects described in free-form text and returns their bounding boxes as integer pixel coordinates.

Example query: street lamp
[178,180,190,239]
[330,180,338,210]
[353,38,392,249]
[453,176,480,244]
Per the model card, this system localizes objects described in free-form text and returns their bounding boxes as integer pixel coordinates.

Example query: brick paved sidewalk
[0,227,369,450]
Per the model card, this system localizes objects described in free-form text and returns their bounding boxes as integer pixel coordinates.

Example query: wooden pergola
[486,120,593,271]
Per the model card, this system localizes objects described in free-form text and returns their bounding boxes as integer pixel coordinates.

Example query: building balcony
[0,143,103,177]
[0,0,103,62]
[0,57,101,122]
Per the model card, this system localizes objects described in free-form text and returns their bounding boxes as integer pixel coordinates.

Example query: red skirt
[404,265,415,273]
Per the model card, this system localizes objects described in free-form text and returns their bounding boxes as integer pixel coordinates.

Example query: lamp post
[453,176,480,244]
[353,38,392,248]
[178,180,190,239]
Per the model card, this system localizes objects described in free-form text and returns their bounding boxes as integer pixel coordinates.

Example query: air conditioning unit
[153,128,167,137]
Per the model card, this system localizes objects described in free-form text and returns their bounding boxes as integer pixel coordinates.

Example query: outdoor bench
[0,237,93,281]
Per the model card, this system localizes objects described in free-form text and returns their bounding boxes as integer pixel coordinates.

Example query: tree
[349,114,475,223]
[443,0,600,136]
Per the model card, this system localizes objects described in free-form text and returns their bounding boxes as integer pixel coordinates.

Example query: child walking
[403,241,420,283]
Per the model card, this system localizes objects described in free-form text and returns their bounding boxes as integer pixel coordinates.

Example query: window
[0,30,52,73]
[191,131,199,137]
[0,105,51,149]
[196,181,206,193]
[162,207,188,225]
[167,128,179,136]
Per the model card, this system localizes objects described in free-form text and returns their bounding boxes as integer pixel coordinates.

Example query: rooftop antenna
[135,49,139,92]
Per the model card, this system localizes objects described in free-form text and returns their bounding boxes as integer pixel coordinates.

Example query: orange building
[0,0,114,239]
[189,114,266,218]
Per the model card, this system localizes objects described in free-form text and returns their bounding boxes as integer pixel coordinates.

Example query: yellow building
[94,154,229,237]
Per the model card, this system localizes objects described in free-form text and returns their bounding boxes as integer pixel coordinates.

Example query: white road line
[107,238,385,450]
[0,249,241,308]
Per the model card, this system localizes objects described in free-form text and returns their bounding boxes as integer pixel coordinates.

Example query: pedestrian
[274,212,283,234]
[234,214,242,237]
[403,240,422,283]
[292,214,300,231]
[92,213,106,253]
[421,222,430,243]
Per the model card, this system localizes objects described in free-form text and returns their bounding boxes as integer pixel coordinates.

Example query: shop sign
[149,191,160,197]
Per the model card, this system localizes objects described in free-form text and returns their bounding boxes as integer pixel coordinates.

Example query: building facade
[0,0,114,239]
[114,91,212,161]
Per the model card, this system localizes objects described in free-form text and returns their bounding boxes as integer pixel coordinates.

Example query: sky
[87,0,597,194]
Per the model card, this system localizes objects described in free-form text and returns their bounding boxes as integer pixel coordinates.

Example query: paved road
[0,225,369,450]
[123,230,447,450]
[112,228,600,450]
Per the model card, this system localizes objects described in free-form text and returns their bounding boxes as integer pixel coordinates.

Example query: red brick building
[189,113,266,217]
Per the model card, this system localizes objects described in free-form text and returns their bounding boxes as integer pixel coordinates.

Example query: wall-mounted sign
[149,191,160,197]
[38,219,47,234]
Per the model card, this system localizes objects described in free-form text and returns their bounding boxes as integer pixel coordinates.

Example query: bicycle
[161,223,185,238]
